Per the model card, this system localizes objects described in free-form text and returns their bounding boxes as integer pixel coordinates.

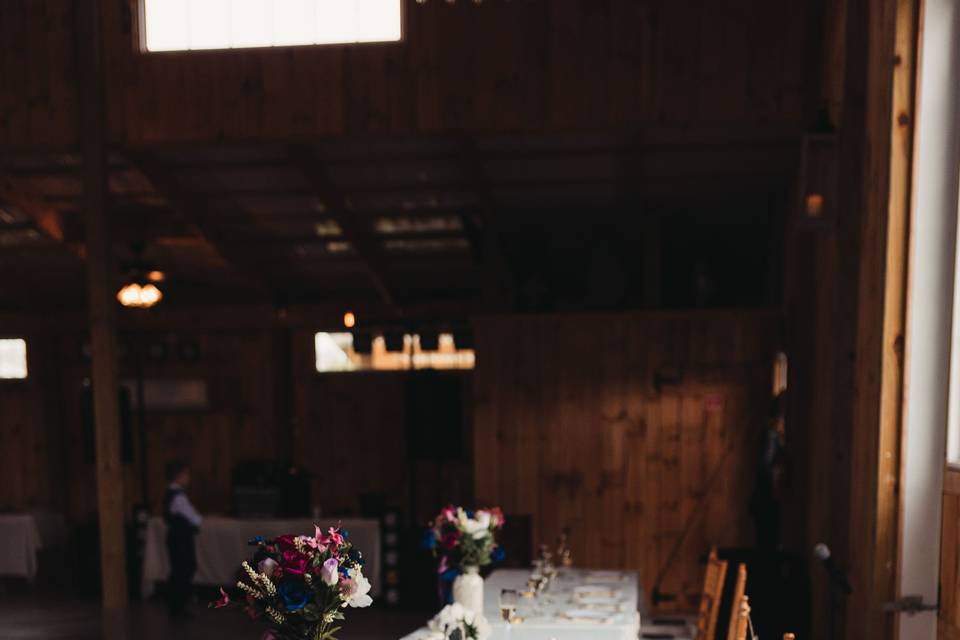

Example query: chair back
[694,547,729,640]
[725,563,748,640]
[728,595,751,640]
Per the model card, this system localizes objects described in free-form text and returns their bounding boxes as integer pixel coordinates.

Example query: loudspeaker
[404,371,463,460]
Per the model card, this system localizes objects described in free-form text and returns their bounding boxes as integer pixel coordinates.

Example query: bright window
[0,339,28,379]
[947,206,960,466]
[142,0,402,52]
[315,332,475,372]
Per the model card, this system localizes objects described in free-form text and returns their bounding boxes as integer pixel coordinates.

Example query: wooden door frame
[844,0,920,638]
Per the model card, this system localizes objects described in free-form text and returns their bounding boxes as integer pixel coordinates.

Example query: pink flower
[320,558,340,586]
[326,527,345,547]
[441,506,458,523]
[275,535,298,551]
[211,587,230,609]
[281,549,309,575]
[310,525,345,550]
[441,531,461,550]
[304,525,329,553]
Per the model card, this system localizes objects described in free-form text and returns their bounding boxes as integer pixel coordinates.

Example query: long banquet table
[142,515,381,598]
[400,568,644,640]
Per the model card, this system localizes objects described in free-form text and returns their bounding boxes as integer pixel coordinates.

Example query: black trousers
[165,530,197,616]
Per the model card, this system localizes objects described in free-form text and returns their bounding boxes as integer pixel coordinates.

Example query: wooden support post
[77,0,128,609]
[845,0,916,638]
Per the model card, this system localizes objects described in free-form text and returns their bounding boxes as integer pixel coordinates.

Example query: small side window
[0,338,28,379]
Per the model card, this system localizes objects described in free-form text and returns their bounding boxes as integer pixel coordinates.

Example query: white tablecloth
[401,569,643,640]
[0,512,67,581]
[142,516,381,598]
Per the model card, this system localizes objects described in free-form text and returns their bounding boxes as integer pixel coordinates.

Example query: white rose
[341,566,373,608]
[460,511,492,539]
[471,613,492,640]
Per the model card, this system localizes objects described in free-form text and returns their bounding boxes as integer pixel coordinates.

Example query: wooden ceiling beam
[289,145,395,307]
[126,151,275,296]
[0,173,68,245]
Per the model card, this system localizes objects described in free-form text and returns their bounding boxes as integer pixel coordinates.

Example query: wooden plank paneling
[940,471,960,638]
[0,0,813,146]
[0,0,77,147]
[473,311,778,610]
[52,329,285,521]
[289,329,473,521]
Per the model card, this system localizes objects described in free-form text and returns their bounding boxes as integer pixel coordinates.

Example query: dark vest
[164,486,198,537]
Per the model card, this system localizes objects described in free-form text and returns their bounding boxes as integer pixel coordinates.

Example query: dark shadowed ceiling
[0,130,796,317]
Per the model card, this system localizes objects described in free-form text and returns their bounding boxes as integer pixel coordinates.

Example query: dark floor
[0,594,428,640]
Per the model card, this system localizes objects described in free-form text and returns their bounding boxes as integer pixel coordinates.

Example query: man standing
[164,461,202,618]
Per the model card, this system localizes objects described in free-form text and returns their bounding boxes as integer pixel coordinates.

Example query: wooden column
[77,0,128,609]
[845,0,916,638]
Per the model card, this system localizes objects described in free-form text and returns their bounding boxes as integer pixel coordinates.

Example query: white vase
[452,565,484,614]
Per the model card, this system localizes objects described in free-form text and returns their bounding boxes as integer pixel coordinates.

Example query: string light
[343,311,357,329]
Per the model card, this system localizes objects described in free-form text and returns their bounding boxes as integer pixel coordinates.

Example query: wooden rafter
[0,172,68,245]
[288,145,395,306]
[126,150,274,295]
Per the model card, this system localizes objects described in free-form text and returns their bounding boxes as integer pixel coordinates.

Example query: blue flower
[248,535,265,545]
[278,579,311,611]
[349,549,365,566]
[492,546,506,563]
[341,529,350,539]
[421,529,437,551]
[440,566,461,582]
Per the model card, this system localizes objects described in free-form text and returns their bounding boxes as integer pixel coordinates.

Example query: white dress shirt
[168,483,203,528]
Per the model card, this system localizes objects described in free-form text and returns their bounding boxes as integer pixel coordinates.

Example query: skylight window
[142,0,402,52]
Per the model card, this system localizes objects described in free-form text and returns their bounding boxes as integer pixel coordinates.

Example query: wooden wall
[0,324,474,524]
[473,311,780,609]
[51,329,286,520]
[0,0,815,147]
[940,470,960,640]
[0,336,65,511]
[290,329,474,522]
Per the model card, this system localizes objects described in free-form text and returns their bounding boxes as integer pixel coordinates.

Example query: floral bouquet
[427,603,491,640]
[212,526,372,640]
[423,505,505,572]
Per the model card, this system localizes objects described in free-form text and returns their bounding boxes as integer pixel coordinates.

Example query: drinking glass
[500,589,519,623]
